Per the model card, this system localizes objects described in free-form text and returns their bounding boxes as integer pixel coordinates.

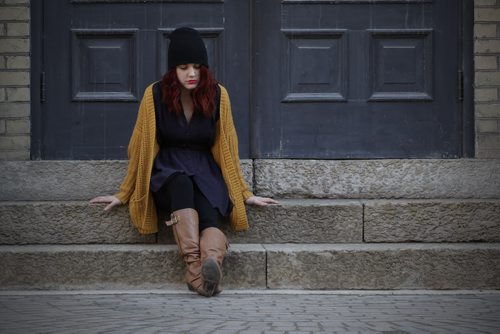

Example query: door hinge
[40,71,46,103]
[458,69,464,101]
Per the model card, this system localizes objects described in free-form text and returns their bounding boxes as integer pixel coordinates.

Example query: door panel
[41,0,250,159]
[253,0,463,158]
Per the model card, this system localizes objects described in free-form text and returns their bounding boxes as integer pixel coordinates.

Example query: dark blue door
[33,0,471,159]
[36,0,250,159]
[253,0,469,158]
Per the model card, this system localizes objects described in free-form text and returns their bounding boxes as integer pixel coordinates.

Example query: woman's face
[176,63,200,91]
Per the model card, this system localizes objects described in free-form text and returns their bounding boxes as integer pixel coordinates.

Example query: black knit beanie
[168,27,208,69]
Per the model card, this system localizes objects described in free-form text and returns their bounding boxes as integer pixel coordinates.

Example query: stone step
[363,199,500,242]
[0,160,253,201]
[264,243,500,290]
[3,199,500,245]
[2,159,500,201]
[0,244,266,290]
[1,243,498,290]
[0,199,363,244]
[254,159,500,199]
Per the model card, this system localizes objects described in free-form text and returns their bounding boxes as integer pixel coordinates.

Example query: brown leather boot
[200,227,228,297]
[167,208,207,296]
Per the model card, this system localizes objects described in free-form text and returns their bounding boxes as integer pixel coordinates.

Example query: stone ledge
[265,243,500,290]
[3,199,499,244]
[0,160,253,201]
[254,159,500,199]
[2,159,500,200]
[0,201,155,245]
[0,244,266,290]
[0,199,363,244]
[364,199,500,242]
[1,243,498,291]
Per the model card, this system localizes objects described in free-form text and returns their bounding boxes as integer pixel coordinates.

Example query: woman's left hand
[245,196,279,206]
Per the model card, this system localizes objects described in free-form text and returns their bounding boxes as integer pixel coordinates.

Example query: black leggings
[152,173,222,232]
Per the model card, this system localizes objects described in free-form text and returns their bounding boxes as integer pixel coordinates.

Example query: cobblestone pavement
[1,291,499,334]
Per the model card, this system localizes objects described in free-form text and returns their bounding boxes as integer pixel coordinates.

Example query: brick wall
[0,0,30,160]
[475,0,500,158]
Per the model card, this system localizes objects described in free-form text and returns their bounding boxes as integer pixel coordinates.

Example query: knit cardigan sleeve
[114,84,159,235]
[212,85,253,231]
[114,94,145,205]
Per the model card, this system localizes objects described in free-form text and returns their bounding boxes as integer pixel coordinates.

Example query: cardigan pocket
[128,193,148,229]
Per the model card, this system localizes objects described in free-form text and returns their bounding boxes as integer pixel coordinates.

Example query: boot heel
[202,257,221,296]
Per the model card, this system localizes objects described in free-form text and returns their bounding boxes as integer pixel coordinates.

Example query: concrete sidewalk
[1,290,499,334]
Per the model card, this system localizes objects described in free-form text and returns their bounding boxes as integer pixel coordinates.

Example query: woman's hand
[89,195,122,211]
[245,196,278,207]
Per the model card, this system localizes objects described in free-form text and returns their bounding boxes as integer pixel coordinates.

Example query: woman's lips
[187,80,198,85]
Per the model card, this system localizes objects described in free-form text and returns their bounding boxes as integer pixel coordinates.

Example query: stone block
[474,0,498,6]
[0,160,253,201]
[0,71,30,86]
[475,24,498,38]
[475,88,498,101]
[5,56,29,69]
[0,7,29,21]
[0,245,184,290]
[266,244,500,289]
[477,134,500,153]
[0,149,29,160]
[0,119,5,134]
[476,147,500,159]
[240,159,253,190]
[0,102,30,117]
[0,135,29,150]
[475,39,500,53]
[6,87,30,102]
[476,71,500,86]
[5,118,29,134]
[363,199,500,242]
[475,8,500,22]
[0,161,128,201]
[475,55,498,70]
[254,159,500,199]
[2,199,362,245]
[0,201,156,245]
[0,88,5,102]
[223,244,267,289]
[0,244,266,290]
[0,39,29,53]
[477,119,499,133]
[231,199,363,243]
[476,103,500,117]
[6,22,29,36]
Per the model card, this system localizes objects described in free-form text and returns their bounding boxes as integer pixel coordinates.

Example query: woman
[90,27,277,297]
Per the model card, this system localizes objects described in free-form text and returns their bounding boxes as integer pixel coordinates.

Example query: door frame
[30,0,44,159]
[461,0,475,158]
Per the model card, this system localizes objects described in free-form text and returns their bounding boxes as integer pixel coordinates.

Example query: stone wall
[475,0,500,158]
[0,0,30,160]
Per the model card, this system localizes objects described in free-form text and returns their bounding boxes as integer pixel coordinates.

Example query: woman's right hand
[89,195,122,211]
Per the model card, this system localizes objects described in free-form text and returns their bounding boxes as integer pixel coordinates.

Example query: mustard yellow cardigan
[115,83,253,234]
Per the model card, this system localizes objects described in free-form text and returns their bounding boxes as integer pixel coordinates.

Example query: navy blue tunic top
[150,82,232,217]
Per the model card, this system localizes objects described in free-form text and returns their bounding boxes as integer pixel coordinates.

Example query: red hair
[161,66,217,118]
